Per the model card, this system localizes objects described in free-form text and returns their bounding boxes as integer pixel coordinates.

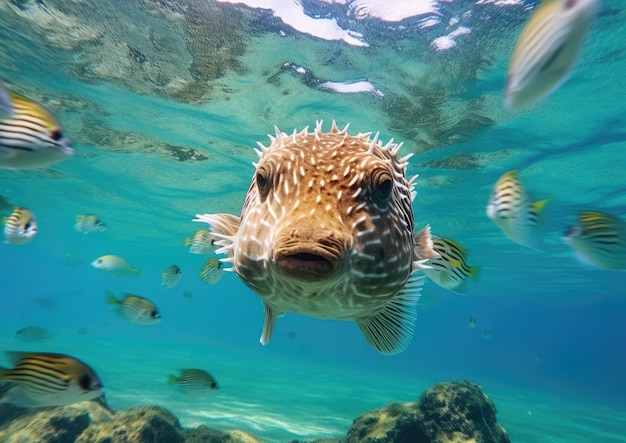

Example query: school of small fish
[0,0,619,411]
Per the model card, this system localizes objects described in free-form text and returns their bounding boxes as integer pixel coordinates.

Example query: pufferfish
[194,121,438,355]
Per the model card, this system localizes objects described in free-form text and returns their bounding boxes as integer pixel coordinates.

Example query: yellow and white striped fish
[167,369,218,397]
[105,291,162,325]
[423,234,479,295]
[0,351,103,408]
[4,207,37,245]
[506,0,599,110]
[185,229,217,254]
[486,170,548,250]
[0,83,74,169]
[91,254,140,276]
[200,257,224,285]
[563,211,626,270]
[162,264,182,288]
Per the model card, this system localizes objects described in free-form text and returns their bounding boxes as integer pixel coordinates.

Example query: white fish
[0,82,74,169]
[4,207,37,245]
[74,214,106,234]
[0,352,103,408]
[506,0,599,110]
[15,326,54,343]
[563,211,626,270]
[194,121,438,355]
[486,170,548,250]
[91,255,140,276]
[184,229,217,254]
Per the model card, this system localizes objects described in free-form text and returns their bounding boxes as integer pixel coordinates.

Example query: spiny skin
[195,121,436,354]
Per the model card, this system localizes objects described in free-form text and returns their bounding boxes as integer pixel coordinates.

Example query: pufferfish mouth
[276,248,338,280]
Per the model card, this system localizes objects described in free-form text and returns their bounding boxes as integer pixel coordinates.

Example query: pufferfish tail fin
[357,273,426,355]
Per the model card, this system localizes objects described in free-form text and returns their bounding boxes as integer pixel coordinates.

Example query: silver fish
[91,255,140,276]
[185,229,217,254]
[4,207,37,245]
[563,211,626,270]
[194,121,437,355]
[162,264,183,288]
[15,326,54,343]
[74,214,106,234]
[167,369,218,397]
[0,83,74,169]
[486,170,548,250]
[0,351,103,408]
[506,0,599,110]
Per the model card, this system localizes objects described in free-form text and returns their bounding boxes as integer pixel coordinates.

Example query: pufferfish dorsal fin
[356,274,426,355]
[260,303,285,345]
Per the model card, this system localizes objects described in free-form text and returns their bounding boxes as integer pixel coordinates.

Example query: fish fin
[0,195,14,213]
[131,268,141,276]
[0,366,7,380]
[357,273,425,355]
[413,225,439,261]
[469,265,481,281]
[105,291,118,305]
[167,374,178,386]
[0,83,14,120]
[4,351,28,367]
[531,198,549,215]
[192,214,240,254]
[260,303,283,346]
[184,238,192,246]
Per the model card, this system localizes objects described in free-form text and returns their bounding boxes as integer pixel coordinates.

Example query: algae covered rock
[184,425,262,442]
[345,380,510,443]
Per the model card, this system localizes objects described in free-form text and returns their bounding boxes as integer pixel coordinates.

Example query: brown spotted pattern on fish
[194,121,437,355]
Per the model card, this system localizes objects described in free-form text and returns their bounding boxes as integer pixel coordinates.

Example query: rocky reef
[344,380,510,443]
[1,380,508,443]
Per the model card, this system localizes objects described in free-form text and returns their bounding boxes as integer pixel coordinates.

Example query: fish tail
[532,199,549,220]
[184,238,192,246]
[0,366,7,380]
[105,291,118,305]
[469,265,481,281]
[0,195,14,213]
[166,374,178,386]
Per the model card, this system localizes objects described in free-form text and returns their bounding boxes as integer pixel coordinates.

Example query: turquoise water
[1,0,626,441]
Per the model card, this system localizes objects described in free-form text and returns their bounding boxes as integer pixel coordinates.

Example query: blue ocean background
[1,0,626,441]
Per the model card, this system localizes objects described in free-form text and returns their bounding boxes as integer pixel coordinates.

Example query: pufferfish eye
[256,166,270,197]
[371,168,394,207]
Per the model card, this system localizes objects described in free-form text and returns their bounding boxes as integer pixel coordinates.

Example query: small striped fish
[74,214,106,234]
[105,291,162,325]
[506,0,599,110]
[0,351,103,408]
[563,211,626,270]
[200,257,224,285]
[162,264,182,288]
[0,82,74,169]
[486,170,548,250]
[167,369,218,397]
[185,229,217,254]
[423,234,479,295]
[91,254,140,276]
[4,206,37,245]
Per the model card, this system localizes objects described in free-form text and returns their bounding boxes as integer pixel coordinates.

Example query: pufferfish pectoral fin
[413,225,439,262]
[260,303,285,345]
[356,273,426,355]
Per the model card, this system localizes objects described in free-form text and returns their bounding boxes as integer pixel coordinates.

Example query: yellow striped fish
[105,291,162,325]
[506,0,599,110]
[167,369,218,397]
[423,234,479,295]
[0,351,103,408]
[200,257,224,285]
[487,170,548,250]
[563,211,626,270]
[162,264,182,288]
[0,83,74,169]
[91,254,140,276]
[4,207,37,245]
[185,229,217,254]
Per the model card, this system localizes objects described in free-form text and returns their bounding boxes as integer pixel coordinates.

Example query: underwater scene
[1,0,625,442]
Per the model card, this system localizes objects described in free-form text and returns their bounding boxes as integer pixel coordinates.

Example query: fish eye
[24,222,31,230]
[211,381,217,389]
[50,129,64,142]
[78,374,92,390]
[372,169,394,206]
[150,311,159,318]
[256,166,270,197]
